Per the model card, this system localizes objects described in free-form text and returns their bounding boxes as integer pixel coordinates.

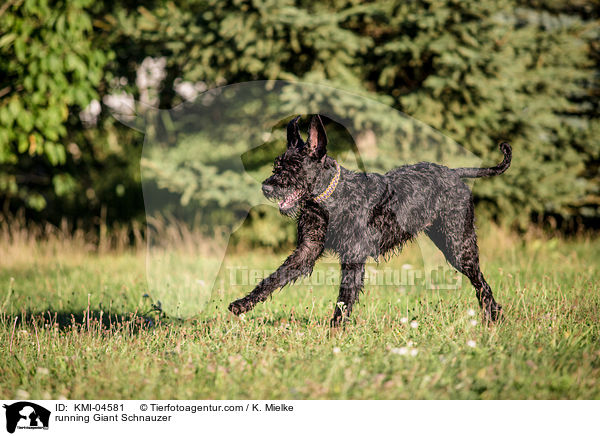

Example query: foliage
[0,0,113,212]
[374,1,600,227]
[114,0,599,238]
[0,0,598,239]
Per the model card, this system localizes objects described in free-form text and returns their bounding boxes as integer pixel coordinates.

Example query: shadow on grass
[2,308,165,334]
[3,304,339,336]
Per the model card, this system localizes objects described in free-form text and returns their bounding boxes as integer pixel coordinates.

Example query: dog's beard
[277,189,304,217]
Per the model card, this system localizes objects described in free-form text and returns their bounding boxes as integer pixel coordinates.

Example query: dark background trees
[1,0,598,240]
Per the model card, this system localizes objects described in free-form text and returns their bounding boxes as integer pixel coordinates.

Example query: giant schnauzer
[229,115,511,326]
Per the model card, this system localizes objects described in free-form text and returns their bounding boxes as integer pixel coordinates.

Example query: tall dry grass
[0,212,227,268]
[0,209,594,269]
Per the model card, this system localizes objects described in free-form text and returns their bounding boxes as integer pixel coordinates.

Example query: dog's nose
[262,184,274,196]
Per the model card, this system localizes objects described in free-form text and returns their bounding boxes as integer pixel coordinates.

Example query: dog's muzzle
[262,184,275,197]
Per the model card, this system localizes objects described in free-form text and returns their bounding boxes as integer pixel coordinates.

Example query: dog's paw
[484,303,504,323]
[330,316,346,328]
[228,298,253,316]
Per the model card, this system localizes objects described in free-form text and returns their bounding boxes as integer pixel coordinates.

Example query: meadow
[1,225,599,400]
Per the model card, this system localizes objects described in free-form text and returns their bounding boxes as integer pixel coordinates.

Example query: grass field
[1,228,599,399]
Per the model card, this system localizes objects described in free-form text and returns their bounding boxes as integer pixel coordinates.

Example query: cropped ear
[307,115,327,159]
[286,115,302,149]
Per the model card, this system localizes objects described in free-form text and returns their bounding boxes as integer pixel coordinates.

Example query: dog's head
[262,115,333,216]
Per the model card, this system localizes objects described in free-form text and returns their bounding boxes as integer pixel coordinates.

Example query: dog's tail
[453,142,512,178]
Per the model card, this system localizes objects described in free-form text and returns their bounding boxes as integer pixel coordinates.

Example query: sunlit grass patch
[0,230,599,399]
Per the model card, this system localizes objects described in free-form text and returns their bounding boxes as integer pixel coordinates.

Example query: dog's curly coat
[229,115,511,326]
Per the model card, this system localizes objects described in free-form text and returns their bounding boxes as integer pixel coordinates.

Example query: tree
[0,0,112,212]
[1,0,598,239]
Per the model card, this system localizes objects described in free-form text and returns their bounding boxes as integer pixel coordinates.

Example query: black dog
[229,115,511,326]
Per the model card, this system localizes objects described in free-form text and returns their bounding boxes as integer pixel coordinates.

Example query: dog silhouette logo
[3,402,50,433]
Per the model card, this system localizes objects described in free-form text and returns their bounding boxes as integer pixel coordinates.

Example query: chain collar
[313,160,341,203]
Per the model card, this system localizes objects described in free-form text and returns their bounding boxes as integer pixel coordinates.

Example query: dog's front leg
[331,262,365,327]
[228,240,323,316]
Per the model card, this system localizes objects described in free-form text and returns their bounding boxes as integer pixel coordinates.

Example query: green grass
[1,232,599,399]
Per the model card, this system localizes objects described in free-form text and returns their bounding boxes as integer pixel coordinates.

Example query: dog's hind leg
[331,262,365,327]
[425,202,502,322]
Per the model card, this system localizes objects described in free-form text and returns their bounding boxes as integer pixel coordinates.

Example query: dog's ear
[287,115,302,149]
[307,115,327,159]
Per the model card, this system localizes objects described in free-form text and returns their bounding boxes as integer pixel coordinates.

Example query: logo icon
[3,402,50,433]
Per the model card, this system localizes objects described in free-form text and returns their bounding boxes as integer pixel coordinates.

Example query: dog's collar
[313,160,341,203]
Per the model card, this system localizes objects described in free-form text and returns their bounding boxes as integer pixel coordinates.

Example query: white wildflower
[467,340,476,348]
[410,320,419,329]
